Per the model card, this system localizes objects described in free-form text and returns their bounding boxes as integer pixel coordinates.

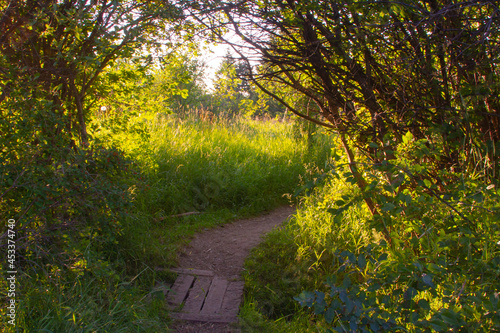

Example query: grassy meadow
[97,111,333,269]
[3,108,499,332]
[1,110,333,332]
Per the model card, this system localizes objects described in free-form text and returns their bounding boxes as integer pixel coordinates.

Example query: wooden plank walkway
[166,268,244,323]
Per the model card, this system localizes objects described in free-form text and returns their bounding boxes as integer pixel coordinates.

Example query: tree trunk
[69,79,89,146]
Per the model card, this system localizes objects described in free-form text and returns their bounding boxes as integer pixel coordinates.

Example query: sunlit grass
[5,111,333,331]
[239,166,374,331]
[240,156,500,331]
[110,113,333,269]
[10,260,170,332]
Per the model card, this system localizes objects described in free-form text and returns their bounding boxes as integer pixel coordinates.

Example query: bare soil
[170,205,295,332]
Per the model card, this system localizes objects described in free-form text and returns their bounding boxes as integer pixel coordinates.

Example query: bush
[0,138,171,330]
[294,140,500,332]
[243,136,500,332]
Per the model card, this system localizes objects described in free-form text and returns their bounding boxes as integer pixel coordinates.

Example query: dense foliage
[194,0,499,198]
[0,2,186,329]
[295,155,500,332]
[186,1,500,331]
[2,0,499,331]
[243,140,500,332]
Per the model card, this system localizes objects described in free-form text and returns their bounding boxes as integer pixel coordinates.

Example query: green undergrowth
[0,111,333,331]
[99,113,333,269]
[241,148,500,332]
[1,144,173,331]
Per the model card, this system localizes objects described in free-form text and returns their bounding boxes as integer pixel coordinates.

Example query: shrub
[295,140,500,332]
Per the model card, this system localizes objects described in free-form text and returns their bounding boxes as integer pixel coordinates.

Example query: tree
[211,53,251,116]
[1,0,183,146]
[1,0,191,224]
[96,47,209,119]
[188,0,500,213]
[152,49,209,112]
[0,0,197,271]
[211,52,286,118]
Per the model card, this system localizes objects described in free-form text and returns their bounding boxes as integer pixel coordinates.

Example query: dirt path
[170,206,295,333]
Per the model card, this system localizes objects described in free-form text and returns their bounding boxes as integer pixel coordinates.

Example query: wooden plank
[220,281,245,317]
[155,211,201,221]
[200,277,228,315]
[182,276,212,313]
[167,272,244,323]
[170,268,214,277]
[167,274,194,307]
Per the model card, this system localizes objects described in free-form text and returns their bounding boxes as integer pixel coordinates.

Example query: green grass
[239,174,368,331]
[2,112,333,332]
[111,113,333,269]
[13,267,169,332]
[239,155,500,332]
[239,300,319,333]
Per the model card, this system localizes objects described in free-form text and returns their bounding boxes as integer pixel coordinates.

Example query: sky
[202,42,233,91]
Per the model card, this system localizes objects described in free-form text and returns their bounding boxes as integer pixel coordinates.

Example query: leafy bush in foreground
[243,135,500,332]
[294,143,500,332]
[0,140,172,331]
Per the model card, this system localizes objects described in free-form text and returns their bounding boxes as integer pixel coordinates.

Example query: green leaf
[429,319,448,331]
[402,131,413,144]
[381,295,391,306]
[404,287,417,300]
[327,208,340,215]
[378,253,388,262]
[339,290,349,303]
[357,254,367,270]
[441,309,461,326]
[342,276,352,289]
[381,203,396,212]
[325,306,335,323]
[422,273,434,288]
[294,291,316,307]
[418,299,430,311]
[345,177,356,184]
[365,181,378,191]
[383,184,394,193]
[180,89,189,99]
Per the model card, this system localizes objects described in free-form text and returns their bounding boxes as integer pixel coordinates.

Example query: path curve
[170,206,295,333]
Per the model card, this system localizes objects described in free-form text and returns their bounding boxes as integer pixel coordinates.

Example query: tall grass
[12,266,168,332]
[112,112,333,269]
[240,149,500,332]
[240,168,369,331]
[0,108,333,331]
[3,110,333,331]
